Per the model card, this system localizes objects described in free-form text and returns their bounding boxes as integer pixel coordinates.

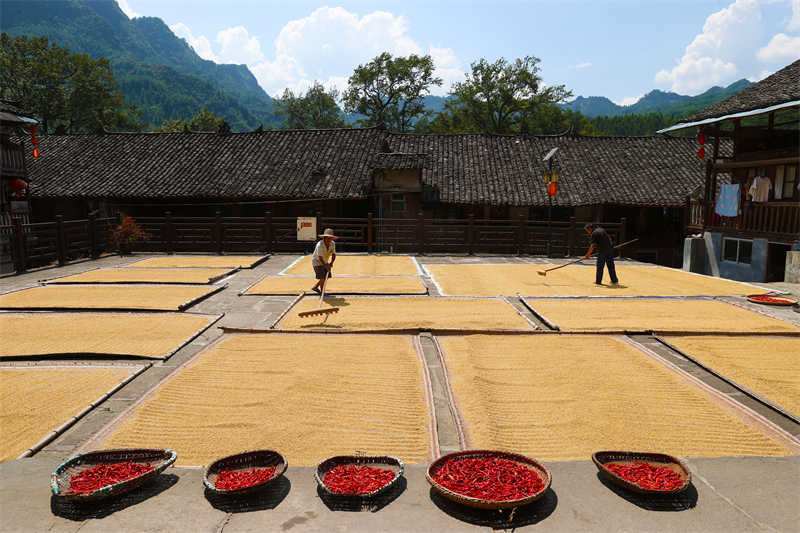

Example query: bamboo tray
[426,450,551,510]
[203,450,288,496]
[592,450,691,494]
[51,448,177,501]
[315,455,403,498]
[746,294,798,306]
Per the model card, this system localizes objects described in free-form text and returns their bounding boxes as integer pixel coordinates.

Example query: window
[390,193,405,212]
[722,237,752,265]
[783,165,797,199]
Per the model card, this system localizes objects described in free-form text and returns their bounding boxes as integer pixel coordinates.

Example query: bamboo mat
[525,298,799,333]
[0,313,218,359]
[124,256,266,269]
[0,285,220,311]
[425,264,769,297]
[666,336,800,417]
[244,275,426,295]
[436,335,793,462]
[45,268,234,285]
[282,254,419,276]
[92,334,434,467]
[0,365,133,462]
[280,297,533,330]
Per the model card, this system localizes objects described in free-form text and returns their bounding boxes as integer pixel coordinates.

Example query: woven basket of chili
[592,451,691,494]
[204,449,288,496]
[51,448,178,501]
[315,455,404,498]
[746,294,798,306]
[426,450,551,510]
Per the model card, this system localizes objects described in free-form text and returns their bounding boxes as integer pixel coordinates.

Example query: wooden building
[660,59,799,282]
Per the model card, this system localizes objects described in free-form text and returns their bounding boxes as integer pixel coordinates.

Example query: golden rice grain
[437,335,791,461]
[245,276,426,295]
[0,367,131,463]
[282,255,419,276]
[124,256,265,269]
[48,268,233,284]
[0,285,219,311]
[100,334,432,466]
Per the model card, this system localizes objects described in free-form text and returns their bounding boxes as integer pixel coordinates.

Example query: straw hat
[319,228,339,239]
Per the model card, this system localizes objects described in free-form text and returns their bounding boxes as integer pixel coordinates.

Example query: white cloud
[787,0,800,30]
[654,0,763,94]
[756,33,800,62]
[117,0,141,19]
[170,23,219,62]
[216,26,265,65]
[614,94,644,107]
[428,45,464,95]
[250,6,434,96]
[569,62,591,68]
[748,69,773,82]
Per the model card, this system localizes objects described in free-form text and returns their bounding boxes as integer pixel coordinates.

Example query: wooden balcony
[685,197,799,243]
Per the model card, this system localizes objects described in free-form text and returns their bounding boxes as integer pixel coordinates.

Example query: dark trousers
[596,249,618,284]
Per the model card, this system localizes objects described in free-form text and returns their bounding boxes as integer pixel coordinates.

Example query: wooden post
[13,217,26,272]
[55,215,66,264]
[89,212,99,259]
[467,214,474,255]
[165,212,173,255]
[215,211,223,255]
[568,216,576,256]
[367,213,373,254]
[418,213,425,255]
[264,211,272,254]
[316,211,323,239]
[517,215,525,256]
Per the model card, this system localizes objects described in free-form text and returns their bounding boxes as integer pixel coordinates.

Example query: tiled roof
[680,60,800,123]
[23,127,386,199]
[387,132,726,207]
[19,127,725,207]
[0,98,41,124]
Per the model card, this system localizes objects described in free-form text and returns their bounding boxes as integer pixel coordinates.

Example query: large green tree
[0,33,142,133]
[342,53,442,132]
[152,107,229,132]
[275,81,349,129]
[429,56,571,135]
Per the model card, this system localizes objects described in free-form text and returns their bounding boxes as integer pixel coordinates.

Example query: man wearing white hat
[311,228,337,294]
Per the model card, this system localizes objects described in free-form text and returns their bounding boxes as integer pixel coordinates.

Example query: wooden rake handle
[540,238,639,275]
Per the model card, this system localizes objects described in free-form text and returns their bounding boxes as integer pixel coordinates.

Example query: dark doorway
[767,243,791,282]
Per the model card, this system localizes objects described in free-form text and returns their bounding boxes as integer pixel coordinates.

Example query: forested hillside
[1,0,280,130]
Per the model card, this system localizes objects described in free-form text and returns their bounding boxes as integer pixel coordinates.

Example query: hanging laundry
[749,176,772,203]
[715,184,741,217]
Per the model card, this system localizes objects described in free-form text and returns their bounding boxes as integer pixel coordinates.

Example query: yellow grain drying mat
[282,254,419,276]
[425,264,766,297]
[0,285,221,311]
[0,313,218,359]
[0,365,134,463]
[46,268,235,285]
[526,298,799,333]
[244,275,426,295]
[280,297,532,330]
[666,336,800,417]
[92,334,434,466]
[124,255,266,269]
[436,335,793,462]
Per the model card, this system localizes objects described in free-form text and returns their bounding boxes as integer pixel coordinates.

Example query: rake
[537,238,639,276]
[298,271,340,318]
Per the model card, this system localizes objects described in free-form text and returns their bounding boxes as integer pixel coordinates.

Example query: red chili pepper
[215,466,276,491]
[69,461,154,495]
[432,457,544,501]
[750,295,792,304]
[605,462,683,490]
[323,465,395,494]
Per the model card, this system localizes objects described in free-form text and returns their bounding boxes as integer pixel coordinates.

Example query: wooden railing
[685,197,799,241]
[1,212,626,273]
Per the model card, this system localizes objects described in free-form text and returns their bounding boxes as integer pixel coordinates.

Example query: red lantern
[698,148,706,160]
[33,148,40,159]
[29,125,36,135]
[698,134,706,145]
[9,178,28,196]
[548,182,558,196]
[30,137,38,146]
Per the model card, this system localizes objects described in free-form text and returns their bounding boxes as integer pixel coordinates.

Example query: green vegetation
[275,82,349,130]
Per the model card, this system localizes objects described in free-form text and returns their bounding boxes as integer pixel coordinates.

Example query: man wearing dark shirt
[583,223,619,286]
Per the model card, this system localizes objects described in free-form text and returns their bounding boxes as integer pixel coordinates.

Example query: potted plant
[111,215,151,255]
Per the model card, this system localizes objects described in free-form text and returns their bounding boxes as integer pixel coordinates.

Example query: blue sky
[118,0,800,105]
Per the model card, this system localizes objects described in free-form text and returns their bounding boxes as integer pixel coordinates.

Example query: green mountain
[561,80,753,119]
[0,0,280,131]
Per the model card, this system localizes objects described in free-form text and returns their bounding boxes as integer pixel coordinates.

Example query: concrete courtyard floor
[1,252,798,533]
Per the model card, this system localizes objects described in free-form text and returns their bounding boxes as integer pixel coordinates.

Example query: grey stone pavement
[1,253,798,533]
